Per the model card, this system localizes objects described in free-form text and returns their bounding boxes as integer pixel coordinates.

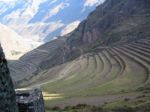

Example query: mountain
[8,37,66,84]
[67,0,150,47]
[0,23,41,60]
[9,0,150,110]
[0,0,105,42]
[9,0,150,85]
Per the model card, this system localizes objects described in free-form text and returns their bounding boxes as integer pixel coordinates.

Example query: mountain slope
[67,0,150,48]
[0,23,40,60]
[9,0,150,86]
[8,37,66,83]
[8,0,150,109]
[42,39,150,108]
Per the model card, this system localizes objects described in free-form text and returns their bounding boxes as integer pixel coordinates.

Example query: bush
[50,106,61,111]
[113,106,133,112]
[124,98,130,102]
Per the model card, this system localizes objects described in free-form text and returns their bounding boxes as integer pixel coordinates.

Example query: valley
[18,38,150,111]
[3,0,150,111]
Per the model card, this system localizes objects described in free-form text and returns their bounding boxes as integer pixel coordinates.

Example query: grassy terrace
[32,38,150,111]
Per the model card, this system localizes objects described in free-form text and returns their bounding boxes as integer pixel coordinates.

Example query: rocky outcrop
[0,45,18,111]
[67,0,150,48]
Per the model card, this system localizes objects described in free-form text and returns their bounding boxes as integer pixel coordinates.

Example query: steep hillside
[9,37,66,84]
[67,0,150,48]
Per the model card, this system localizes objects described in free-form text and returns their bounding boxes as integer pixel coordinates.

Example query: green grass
[37,41,150,110]
[45,96,150,112]
[42,48,149,96]
[102,100,130,110]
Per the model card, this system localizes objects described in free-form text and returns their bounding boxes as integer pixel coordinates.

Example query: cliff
[67,0,150,48]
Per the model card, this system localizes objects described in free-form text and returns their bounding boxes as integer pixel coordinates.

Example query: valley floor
[44,92,150,112]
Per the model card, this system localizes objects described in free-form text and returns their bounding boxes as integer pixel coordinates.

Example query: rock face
[67,0,150,47]
[0,45,18,111]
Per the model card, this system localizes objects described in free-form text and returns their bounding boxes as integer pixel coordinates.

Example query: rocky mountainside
[9,0,150,87]
[67,0,150,48]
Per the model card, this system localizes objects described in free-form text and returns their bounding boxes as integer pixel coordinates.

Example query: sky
[0,0,106,58]
[0,0,105,42]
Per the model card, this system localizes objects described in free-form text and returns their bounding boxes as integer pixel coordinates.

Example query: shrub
[51,106,61,111]
[124,98,130,102]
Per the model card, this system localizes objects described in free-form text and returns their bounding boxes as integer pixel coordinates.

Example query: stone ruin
[15,88,45,112]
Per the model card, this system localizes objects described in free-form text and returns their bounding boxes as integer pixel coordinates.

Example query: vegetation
[9,0,150,111]
[45,96,150,112]
[38,38,150,111]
